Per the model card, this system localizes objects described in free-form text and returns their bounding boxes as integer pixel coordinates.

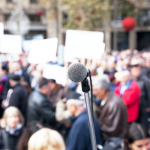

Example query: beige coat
[55,100,71,124]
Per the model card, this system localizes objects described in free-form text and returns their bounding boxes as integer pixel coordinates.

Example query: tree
[37,0,59,38]
[62,0,136,30]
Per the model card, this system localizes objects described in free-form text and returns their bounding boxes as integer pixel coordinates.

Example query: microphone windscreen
[67,63,87,82]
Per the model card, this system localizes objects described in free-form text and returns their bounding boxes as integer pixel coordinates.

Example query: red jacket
[115,81,141,123]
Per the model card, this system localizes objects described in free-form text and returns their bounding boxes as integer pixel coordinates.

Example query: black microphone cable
[88,70,94,122]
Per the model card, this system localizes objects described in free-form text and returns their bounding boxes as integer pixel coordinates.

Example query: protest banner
[43,64,67,86]
[28,38,58,64]
[0,35,22,54]
[64,30,105,62]
[0,23,4,38]
[23,40,32,52]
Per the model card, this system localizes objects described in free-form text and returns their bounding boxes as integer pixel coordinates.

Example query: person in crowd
[17,121,43,150]
[122,58,130,71]
[20,78,32,95]
[115,71,141,123]
[56,98,71,125]
[0,65,8,117]
[27,64,41,90]
[93,76,128,141]
[66,92,101,150]
[0,65,8,99]
[55,91,82,125]
[145,59,150,79]
[89,66,97,78]
[0,107,24,150]
[124,123,150,150]
[28,128,65,150]
[107,74,118,92]
[8,74,28,123]
[129,59,150,128]
[104,59,117,75]
[47,79,67,105]
[27,78,57,128]
[68,80,78,91]
[21,58,30,73]
[3,62,30,99]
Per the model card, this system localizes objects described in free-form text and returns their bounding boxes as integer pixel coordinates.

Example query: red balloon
[37,10,43,16]
[122,17,136,31]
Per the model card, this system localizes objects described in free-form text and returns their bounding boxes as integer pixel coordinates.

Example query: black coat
[0,127,24,150]
[27,91,57,128]
[3,71,30,100]
[136,75,150,127]
[9,84,28,122]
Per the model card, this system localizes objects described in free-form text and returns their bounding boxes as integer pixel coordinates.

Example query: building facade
[1,0,150,52]
[59,0,150,52]
[0,0,47,40]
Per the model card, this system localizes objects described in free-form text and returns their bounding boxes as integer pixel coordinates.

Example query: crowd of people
[0,49,150,150]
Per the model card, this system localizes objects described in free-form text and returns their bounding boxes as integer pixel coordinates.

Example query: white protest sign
[0,23,4,38]
[65,30,105,62]
[0,34,22,54]
[23,40,32,52]
[28,38,58,64]
[43,64,67,86]
[0,54,19,62]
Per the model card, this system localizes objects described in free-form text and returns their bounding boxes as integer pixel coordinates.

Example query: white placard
[23,40,32,52]
[0,54,19,62]
[28,38,58,64]
[0,35,22,54]
[58,45,64,65]
[65,30,105,61]
[0,23,4,38]
[43,64,67,86]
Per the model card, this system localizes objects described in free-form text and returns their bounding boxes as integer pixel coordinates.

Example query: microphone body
[68,63,97,150]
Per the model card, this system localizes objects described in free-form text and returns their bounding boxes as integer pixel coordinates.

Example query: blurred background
[1,0,150,52]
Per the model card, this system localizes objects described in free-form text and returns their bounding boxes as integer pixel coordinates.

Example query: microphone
[67,63,97,150]
[67,63,88,83]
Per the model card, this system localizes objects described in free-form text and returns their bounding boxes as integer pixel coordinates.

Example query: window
[28,14,40,22]
[7,0,12,3]
[111,32,129,51]
[30,0,38,3]
[138,9,150,27]
[4,14,10,21]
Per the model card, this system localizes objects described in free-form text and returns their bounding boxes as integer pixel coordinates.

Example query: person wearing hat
[47,79,67,105]
[129,58,150,128]
[8,74,28,124]
[66,92,101,150]
[3,62,30,100]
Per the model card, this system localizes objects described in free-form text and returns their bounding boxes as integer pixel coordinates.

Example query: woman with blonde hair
[28,128,65,150]
[0,106,24,150]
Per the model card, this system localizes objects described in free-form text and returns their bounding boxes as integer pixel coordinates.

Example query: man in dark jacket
[3,62,30,100]
[66,93,101,150]
[9,75,28,122]
[130,60,150,128]
[47,79,67,105]
[27,78,56,128]
[93,76,128,141]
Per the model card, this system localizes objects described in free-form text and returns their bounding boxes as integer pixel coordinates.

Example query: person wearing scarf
[0,107,24,150]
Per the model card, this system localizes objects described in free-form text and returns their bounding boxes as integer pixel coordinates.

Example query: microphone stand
[82,78,97,150]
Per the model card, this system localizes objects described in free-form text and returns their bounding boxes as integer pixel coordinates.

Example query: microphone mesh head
[67,63,87,82]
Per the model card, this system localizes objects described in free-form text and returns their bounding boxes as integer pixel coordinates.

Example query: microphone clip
[81,70,91,93]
